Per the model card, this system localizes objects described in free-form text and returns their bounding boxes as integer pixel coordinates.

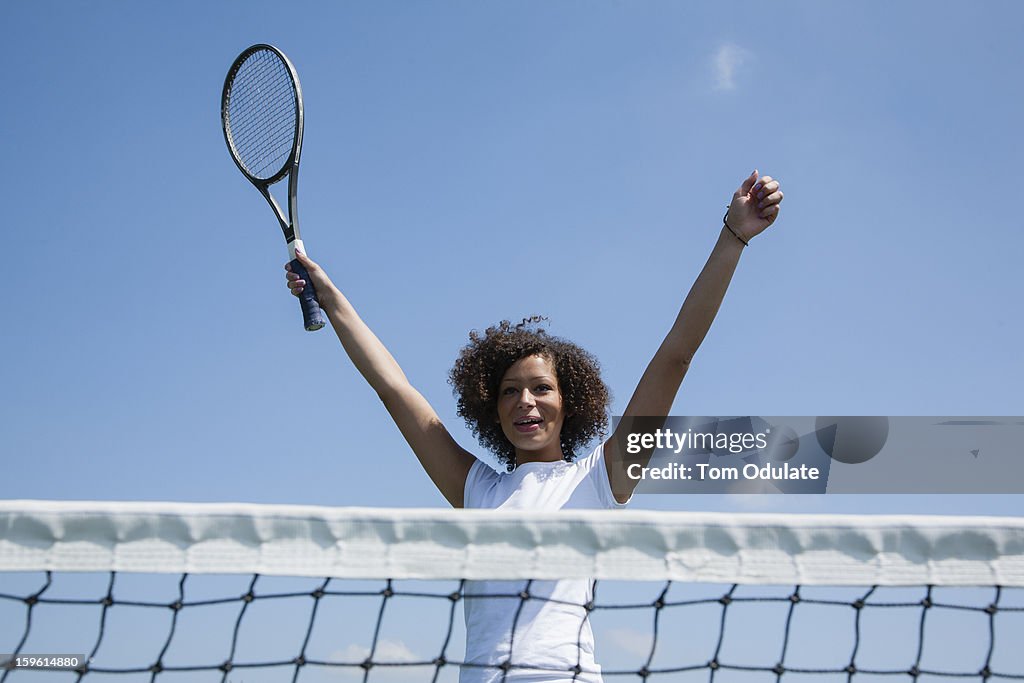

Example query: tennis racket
[221,44,326,332]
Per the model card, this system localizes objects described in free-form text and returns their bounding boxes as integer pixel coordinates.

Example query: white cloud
[327,640,422,680]
[712,43,750,91]
[606,627,654,658]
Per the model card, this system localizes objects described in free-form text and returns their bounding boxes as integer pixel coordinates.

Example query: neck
[515,446,565,466]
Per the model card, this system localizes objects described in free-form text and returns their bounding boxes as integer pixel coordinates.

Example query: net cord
[2,500,1023,586]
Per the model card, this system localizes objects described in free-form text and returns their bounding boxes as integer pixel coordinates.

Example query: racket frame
[221,43,325,331]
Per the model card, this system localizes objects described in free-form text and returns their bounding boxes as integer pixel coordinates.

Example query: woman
[286,170,783,682]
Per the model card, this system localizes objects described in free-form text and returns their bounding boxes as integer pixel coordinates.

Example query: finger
[758,190,784,208]
[755,179,779,199]
[286,271,300,281]
[759,204,780,221]
[294,247,315,267]
[753,175,774,194]
[290,284,305,296]
[295,251,323,280]
[288,278,306,289]
[284,262,292,272]
[735,169,759,199]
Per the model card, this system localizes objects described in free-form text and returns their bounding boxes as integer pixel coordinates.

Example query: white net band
[2,500,1023,586]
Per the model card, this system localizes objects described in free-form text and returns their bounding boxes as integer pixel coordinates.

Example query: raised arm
[287,250,476,507]
[604,171,783,502]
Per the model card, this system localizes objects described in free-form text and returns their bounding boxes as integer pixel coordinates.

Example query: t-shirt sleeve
[584,442,630,509]
[463,458,499,509]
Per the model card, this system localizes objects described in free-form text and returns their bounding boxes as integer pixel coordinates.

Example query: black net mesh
[2,572,1022,682]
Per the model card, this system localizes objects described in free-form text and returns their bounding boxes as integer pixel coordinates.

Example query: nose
[516,388,536,408]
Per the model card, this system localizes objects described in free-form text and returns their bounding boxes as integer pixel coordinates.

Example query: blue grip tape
[289,258,326,332]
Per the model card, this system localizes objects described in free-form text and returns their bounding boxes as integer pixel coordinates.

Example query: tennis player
[286,170,782,682]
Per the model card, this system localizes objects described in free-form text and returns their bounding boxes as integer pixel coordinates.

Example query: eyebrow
[500,375,556,384]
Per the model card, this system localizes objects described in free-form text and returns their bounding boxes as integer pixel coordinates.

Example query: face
[497,355,567,464]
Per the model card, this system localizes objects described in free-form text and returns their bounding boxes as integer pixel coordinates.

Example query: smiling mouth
[513,417,543,432]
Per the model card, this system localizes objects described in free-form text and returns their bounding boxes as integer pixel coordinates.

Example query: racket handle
[289,258,327,332]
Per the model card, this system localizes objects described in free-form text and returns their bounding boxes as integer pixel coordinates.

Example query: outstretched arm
[287,251,476,507]
[604,170,783,502]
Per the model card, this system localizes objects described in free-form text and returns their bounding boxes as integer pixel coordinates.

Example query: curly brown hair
[449,316,611,471]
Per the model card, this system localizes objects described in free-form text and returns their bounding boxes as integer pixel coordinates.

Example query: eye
[535,384,553,393]
[501,387,518,396]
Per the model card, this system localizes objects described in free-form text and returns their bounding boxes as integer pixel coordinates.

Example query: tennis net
[1,500,1023,682]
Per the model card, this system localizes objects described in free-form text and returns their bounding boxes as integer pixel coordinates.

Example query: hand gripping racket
[221,44,326,331]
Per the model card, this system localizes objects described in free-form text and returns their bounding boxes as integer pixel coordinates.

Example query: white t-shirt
[461,443,627,683]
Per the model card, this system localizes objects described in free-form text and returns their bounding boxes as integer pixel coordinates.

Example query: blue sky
[2,1,1022,517]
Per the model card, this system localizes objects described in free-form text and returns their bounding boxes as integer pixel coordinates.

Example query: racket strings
[225,49,298,181]
[227,57,295,175]
[230,68,293,148]
[228,69,295,177]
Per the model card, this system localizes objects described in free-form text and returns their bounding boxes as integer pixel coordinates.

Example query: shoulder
[585,442,630,508]
[463,458,499,508]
